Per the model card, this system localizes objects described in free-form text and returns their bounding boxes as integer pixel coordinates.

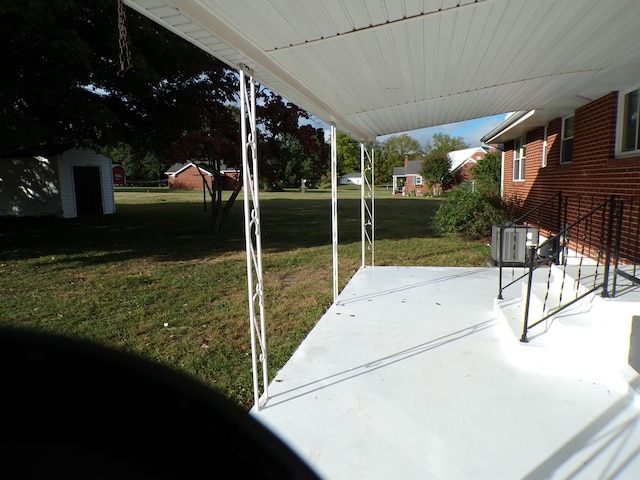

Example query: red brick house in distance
[392,147,488,196]
[164,162,240,191]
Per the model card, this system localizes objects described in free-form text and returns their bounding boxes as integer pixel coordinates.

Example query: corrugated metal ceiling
[125,0,640,141]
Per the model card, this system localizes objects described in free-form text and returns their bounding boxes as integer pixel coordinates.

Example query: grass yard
[0,187,492,409]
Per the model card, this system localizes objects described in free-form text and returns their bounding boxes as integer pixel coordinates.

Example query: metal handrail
[519,195,618,342]
[511,191,563,226]
[497,192,566,300]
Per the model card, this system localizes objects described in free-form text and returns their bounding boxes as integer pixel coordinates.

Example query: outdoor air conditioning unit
[491,225,539,266]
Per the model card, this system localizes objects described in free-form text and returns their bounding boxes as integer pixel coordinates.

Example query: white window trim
[416,175,423,186]
[616,84,640,158]
[513,135,526,181]
[542,125,548,168]
[560,114,574,164]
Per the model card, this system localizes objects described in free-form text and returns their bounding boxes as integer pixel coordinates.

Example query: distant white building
[339,172,363,185]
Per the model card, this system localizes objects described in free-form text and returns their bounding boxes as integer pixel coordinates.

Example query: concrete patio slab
[252,266,640,479]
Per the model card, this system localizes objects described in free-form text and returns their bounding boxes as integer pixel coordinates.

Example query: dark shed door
[73,166,103,217]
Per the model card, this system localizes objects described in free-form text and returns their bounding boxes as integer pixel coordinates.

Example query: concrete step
[495,264,601,341]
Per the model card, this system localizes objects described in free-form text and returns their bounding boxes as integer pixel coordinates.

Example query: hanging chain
[117,0,132,76]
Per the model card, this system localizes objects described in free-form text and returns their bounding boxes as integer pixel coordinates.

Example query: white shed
[57,148,115,218]
[0,148,115,218]
[339,172,363,185]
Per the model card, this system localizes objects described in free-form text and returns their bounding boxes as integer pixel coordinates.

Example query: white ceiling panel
[125,0,640,141]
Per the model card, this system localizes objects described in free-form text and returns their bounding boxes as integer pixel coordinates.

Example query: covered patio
[123,1,640,477]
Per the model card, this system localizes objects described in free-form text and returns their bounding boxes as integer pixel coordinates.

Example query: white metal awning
[125,0,640,142]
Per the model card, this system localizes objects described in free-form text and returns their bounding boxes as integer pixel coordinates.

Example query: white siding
[0,156,62,217]
[57,148,115,218]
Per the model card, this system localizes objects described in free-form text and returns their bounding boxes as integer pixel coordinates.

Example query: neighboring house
[112,164,126,186]
[339,172,362,185]
[392,156,425,196]
[392,148,489,196]
[0,148,115,218]
[165,162,240,191]
[481,88,640,263]
[448,147,488,184]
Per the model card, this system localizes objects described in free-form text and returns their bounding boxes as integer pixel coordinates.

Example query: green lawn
[0,187,492,409]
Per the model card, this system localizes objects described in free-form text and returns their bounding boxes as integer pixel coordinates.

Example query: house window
[513,136,526,181]
[560,115,574,164]
[416,175,423,186]
[620,87,640,154]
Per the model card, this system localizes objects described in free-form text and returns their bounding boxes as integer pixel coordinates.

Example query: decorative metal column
[240,67,268,410]
[331,124,339,304]
[361,144,375,268]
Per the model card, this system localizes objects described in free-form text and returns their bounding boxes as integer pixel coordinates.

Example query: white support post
[240,67,268,410]
[331,124,339,305]
[361,144,375,267]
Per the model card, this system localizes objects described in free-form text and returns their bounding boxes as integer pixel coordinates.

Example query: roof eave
[481,111,535,145]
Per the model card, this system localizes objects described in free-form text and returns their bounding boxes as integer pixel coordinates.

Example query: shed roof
[125,0,640,142]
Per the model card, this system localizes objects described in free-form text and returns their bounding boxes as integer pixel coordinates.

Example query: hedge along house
[0,148,115,218]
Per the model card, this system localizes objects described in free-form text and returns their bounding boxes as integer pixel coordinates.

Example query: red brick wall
[169,165,211,190]
[168,166,240,191]
[502,92,640,262]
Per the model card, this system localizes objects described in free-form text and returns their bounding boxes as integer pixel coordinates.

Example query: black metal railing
[495,193,640,343]
[496,192,566,300]
[612,196,640,296]
[519,195,619,342]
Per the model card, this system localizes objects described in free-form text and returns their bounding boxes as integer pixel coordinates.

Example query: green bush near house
[435,184,504,240]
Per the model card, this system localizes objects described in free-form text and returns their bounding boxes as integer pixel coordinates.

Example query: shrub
[435,184,504,240]
[470,151,501,197]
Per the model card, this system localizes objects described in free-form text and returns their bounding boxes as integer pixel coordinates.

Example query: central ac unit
[491,225,539,266]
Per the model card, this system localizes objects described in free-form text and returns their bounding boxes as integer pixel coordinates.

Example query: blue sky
[377,113,508,149]
[309,113,508,148]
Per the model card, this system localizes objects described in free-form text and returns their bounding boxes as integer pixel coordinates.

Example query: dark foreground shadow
[0,327,319,479]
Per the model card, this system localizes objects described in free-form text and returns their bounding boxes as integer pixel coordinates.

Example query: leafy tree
[102,143,165,183]
[171,119,241,233]
[471,151,502,197]
[0,0,237,158]
[336,131,361,174]
[425,132,469,154]
[257,91,329,190]
[421,152,453,196]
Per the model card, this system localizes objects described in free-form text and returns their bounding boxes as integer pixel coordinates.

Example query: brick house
[392,156,425,196]
[165,162,240,191]
[482,87,640,263]
[449,147,490,184]
[392,148,489,196]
